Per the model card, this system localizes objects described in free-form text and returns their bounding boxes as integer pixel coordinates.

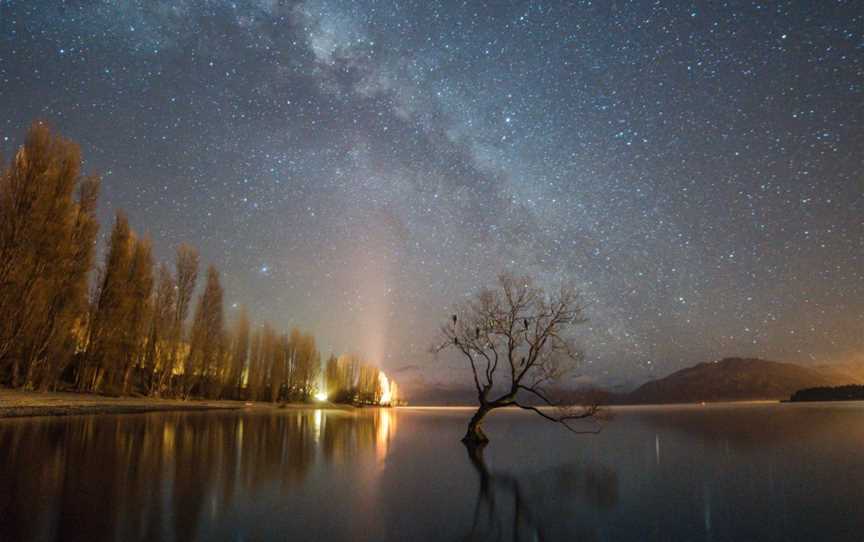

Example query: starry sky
[1,1,862,389]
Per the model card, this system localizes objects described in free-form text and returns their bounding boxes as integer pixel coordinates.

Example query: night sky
[1,1,862,389]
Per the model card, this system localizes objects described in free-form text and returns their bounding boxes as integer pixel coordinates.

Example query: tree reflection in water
[0,408,396,542]
[463,443,618,541]
[0,409,617,541]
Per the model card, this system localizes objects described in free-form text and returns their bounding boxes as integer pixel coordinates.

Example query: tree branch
[513,402,602,434]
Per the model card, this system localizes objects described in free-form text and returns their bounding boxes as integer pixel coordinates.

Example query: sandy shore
[0,389,343,419]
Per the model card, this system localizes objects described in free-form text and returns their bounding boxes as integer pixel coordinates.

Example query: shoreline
[403,400,784,410]
[0,389,351,419]
[4,390,828,419]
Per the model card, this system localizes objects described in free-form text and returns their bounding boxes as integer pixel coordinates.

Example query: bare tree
[435,273,600,446]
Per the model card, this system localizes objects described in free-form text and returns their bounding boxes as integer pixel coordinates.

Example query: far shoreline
[7,389,860,420]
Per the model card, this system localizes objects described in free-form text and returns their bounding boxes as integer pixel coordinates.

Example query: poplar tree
[0,123,100,388]
[247,327,264,401]
[82,211,134,392]
[290,330,320,400]
[325,354,359,403]
[227,306,250,399]
[357,364,380,405]
[261,325,280,402]
[187,265,224,398]
[119,236,154,394]
[144,263,177,395]
[172,244,199,396]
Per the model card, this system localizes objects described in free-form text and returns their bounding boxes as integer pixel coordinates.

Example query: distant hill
[400,383,477,406]
[397,357,864,406]
[622,357,863,404]
[389,364,478,406]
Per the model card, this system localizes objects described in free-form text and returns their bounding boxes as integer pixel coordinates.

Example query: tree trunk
[122,364,133,395]
[463,404,492,445]
[11,358,21,388]
[24,358,38,390]
[91,367,103,392]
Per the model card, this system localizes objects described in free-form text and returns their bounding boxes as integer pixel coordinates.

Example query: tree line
[324,353,399,405]
[0,122,399,404]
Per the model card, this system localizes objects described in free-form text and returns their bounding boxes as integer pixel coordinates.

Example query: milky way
[1,1,862,388]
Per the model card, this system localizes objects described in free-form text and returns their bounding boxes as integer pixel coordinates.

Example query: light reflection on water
[0,408,396,542]
[2,403,864,541]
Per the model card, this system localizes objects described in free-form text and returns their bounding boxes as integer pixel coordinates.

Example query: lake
[2,402,863,541]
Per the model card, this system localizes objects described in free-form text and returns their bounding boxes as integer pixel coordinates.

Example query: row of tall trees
[244,325,321,402]
[0,123,352,402]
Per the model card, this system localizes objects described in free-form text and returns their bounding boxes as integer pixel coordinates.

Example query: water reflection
[463,443,618,541]
[376,407,396,463]
[0,408,395,542]
[5,405,864,541]
[638,403,854,451]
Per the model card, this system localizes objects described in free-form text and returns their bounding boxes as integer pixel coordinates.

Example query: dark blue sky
[1,1,861,388]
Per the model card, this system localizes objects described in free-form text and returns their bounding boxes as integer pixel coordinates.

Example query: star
[0,0,860,386]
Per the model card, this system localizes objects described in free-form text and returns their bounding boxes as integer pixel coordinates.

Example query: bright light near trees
[379,372,392,405]
[315,391,328,402]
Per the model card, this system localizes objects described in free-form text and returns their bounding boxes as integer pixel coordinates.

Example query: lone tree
[435,273,600,446]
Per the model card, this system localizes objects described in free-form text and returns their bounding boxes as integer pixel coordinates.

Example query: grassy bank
[0,389,349,419]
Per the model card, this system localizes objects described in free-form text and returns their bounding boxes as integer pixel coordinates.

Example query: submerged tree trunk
[463,404,492,445]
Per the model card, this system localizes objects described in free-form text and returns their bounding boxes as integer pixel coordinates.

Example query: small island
[788,385,864,403]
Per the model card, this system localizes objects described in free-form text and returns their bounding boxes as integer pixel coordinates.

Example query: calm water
[2,402,864,541]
